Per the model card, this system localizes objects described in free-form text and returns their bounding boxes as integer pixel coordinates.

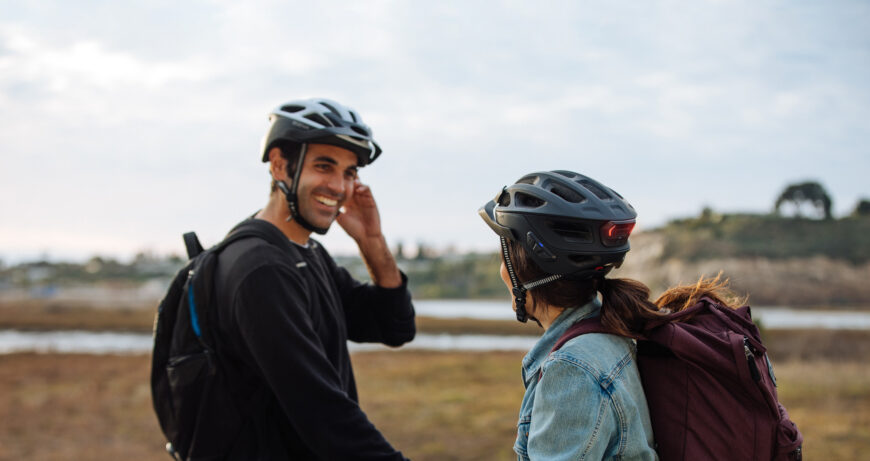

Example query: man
[213,98,415,460]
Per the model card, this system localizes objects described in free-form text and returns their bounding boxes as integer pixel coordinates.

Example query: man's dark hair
[269,142,304,192]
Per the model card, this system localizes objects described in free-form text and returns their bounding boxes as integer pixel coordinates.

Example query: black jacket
[213,219,415,460]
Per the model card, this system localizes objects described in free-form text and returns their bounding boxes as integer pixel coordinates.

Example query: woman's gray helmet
[478,170,637,322]
[261,98,381,166]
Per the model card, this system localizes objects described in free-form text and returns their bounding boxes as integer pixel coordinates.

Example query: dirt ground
[0,351,867,460]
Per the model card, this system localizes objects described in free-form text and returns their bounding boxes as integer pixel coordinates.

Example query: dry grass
[352,351,525,460]
[0,301,155,332]
[764,329,870,362]
[774,360,870,460]
[0,353,161,460]
[0,351,867,460]
[1,301,868,459]
[416,316,542,337]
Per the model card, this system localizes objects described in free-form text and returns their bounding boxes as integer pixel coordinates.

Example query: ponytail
[597,278,666,337]
[598,272,746,337]
[654,272,746,313]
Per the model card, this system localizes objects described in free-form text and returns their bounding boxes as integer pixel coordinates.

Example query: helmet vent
[549,221,593,243]
[497,192,511,206]
[550,184,584,203]
[578,179,611,200]
[515,192,545,208]
[516,176,538,185]
[304,113,331,126]
[320,101,340,115]
[351,126,369,136]
[281,105,305,113]
[568,254,598,265]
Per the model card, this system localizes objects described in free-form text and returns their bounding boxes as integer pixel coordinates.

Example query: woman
[479,170,698,461]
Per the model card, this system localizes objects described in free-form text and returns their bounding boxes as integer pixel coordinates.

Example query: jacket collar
[521,298,601,384]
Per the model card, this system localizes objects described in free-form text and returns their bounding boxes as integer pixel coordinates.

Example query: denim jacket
[515,300,658,461]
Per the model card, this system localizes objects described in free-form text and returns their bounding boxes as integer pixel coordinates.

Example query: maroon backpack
[552,298,803,460]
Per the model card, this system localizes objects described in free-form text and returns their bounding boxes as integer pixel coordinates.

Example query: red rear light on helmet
[600,220,635,247]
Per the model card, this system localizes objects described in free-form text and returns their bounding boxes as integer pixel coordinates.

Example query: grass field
[1,302,868,459]
[0,351,867,460]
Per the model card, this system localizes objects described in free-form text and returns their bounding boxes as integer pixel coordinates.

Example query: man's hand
[337,179,402,288]
[337,179,382,243]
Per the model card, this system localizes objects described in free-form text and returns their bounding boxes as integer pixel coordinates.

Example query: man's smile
[314,194,340,207]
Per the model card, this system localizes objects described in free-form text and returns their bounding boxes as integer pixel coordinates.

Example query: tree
[774,181,833,219]
[394,241,405,260]
[852,199,870,217]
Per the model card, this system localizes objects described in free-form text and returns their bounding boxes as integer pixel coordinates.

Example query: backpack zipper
[792,445,802,460]
[743,337,761,382]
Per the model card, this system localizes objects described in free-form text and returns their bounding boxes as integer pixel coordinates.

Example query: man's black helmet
[479,170,637,280]
[260,98,381,166]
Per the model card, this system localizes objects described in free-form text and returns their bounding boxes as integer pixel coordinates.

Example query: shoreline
[2,301,869,361]
[0,326,867,363]
[2,300,870,333]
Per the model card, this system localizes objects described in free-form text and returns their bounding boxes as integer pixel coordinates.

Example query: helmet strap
[500,237,528,323]
[501,237,565,324]
[523,274,564,291]
[277,144,330,235]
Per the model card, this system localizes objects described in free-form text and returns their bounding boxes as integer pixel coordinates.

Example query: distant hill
[618,214,870,307]
[653,213,870,264]
[3,214,868,308]
[393,213,870,307]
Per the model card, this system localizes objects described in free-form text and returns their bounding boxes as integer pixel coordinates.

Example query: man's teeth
[315,196,338,206]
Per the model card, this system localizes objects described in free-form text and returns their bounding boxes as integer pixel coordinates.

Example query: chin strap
[500,237,527,322]
[275,144,330,235]
[501,237,563,323]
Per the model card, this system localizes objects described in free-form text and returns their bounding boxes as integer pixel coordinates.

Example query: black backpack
[151,222,286,460]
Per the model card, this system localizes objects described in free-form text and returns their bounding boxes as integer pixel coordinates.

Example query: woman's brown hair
[654,272,746,313]
[507,242,744,336]
[506,240,664,336]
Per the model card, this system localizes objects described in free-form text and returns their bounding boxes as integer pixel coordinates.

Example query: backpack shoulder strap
[216,218,300,258]
[551,316,610,353]
[178,220,290,344]
[180,222,270,263]
[183,232,205,259]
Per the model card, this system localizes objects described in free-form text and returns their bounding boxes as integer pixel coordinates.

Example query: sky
[1,0,868,263]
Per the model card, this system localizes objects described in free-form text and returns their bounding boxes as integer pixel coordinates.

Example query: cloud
[0,26,211,91]
[1,0,869,262]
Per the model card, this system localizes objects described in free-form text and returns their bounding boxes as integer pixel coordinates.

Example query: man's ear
[268,147,287,181]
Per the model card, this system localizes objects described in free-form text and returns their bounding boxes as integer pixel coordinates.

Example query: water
[414,299,870,329]
[0,330,536,355]
[1,300,868,354]
[0,330,152,355]
[753,307,870,329]
[414,299,513,320]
